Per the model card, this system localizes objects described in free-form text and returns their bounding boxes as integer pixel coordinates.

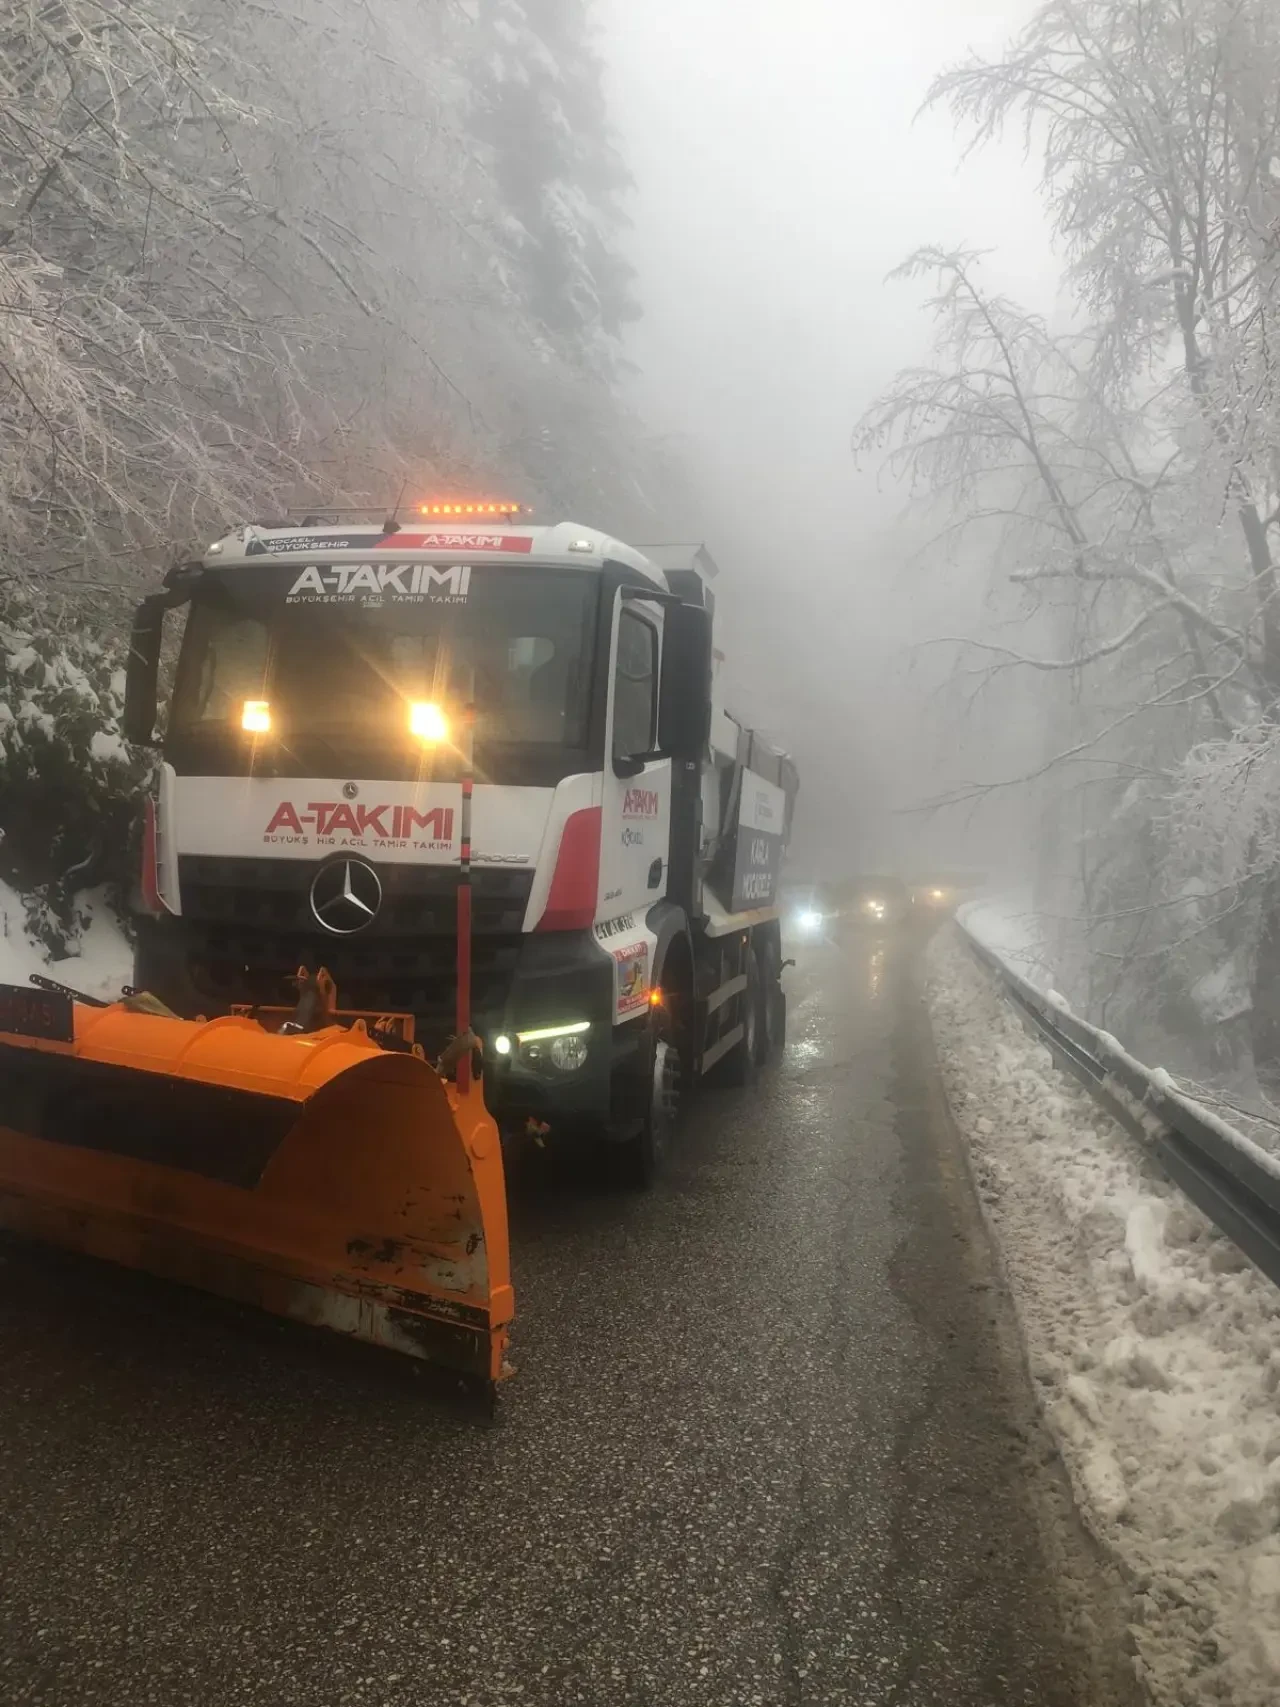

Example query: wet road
[0,928,1136,1707]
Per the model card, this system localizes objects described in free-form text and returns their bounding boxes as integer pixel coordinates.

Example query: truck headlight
[515,1020,591,1073]
[409,701,449,742]
[548,1034,590,1072]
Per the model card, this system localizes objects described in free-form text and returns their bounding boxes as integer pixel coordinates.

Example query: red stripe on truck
[536,807,601,932]
[140,796,162,914]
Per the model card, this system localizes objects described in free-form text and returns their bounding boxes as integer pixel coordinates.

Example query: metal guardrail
[958,922,1280,1293]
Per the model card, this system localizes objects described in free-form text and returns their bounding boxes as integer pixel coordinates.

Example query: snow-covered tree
[0,0,678,940]
[934,0,1280,686]
[863,0,1280,1085]
[0,0,308,588]
[0,0,662,583]
[470,0,638,350]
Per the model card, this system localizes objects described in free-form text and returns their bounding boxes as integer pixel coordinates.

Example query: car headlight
[796,908,823,934]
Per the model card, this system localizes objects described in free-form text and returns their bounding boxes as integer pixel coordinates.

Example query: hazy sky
[599,0,1059,870]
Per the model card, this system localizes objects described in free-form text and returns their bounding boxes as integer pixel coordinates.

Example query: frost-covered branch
[932,602,1173,675]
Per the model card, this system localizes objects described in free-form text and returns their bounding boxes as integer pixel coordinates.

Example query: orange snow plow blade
[0,985,513,1388]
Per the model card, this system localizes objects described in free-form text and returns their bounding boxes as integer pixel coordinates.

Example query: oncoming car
[907,872,987,916]
[910,884,952,912]
[846,876,909,929]
[785,872,964,938]
[782,881,838,939]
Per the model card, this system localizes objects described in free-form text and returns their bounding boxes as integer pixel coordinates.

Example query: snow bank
[956,889,1054,987]
[0,879,132,1002]
[928,926,1280,1707]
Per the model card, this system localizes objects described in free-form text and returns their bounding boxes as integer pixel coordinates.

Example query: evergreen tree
[470,0,639,353]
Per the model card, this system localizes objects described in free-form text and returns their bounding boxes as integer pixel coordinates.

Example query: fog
[600,0,1057,878]
[9,0,1273,1089]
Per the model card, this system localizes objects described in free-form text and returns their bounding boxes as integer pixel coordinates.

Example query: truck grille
[175,857,534,1049]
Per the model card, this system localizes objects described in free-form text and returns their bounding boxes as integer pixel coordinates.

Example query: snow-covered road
[929,924,1280,1707]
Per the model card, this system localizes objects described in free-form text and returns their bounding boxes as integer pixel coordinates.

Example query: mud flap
[0,996,513,1388]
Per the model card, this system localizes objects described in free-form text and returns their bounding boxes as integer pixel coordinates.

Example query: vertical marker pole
[455,697,475,1093]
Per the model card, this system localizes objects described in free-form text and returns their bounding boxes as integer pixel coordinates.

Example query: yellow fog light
[409,702,449,742]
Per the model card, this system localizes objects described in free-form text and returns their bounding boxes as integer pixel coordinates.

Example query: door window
[613,609,658,761]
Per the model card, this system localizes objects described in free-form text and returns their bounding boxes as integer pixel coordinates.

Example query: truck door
[597,595,671,925]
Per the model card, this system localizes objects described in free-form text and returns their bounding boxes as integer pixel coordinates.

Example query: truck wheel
[756,944,783,1065]
[617,1015,680,1188]
[720,947,759,1087]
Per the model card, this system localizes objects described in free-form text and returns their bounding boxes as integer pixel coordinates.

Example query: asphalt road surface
[1,925,1140,1707]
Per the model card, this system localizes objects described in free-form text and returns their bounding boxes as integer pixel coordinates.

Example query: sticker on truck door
[612,942,649,1017]
[594,914,657,1021]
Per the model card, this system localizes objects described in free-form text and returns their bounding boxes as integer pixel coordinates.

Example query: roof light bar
[417,502,524,517]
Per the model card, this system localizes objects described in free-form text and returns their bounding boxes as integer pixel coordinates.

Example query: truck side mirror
[659,602,712,760]
[123,596,166,746]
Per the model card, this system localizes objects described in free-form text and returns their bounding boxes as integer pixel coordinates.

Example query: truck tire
[617,1009,681,1188]
[720,946,759,1088]
[755,941,783,1065]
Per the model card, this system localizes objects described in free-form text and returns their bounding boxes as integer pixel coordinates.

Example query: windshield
[171,565,600,765]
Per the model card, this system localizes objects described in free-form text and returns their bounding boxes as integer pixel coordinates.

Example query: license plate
[0,983,74,1043]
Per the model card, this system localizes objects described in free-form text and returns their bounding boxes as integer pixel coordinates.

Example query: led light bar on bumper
[492,1021,592,1075]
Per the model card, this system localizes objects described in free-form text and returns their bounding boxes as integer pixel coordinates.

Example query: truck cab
[125,509,797,1179]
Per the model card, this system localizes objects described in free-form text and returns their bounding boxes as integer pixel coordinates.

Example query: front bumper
[133,914,644,1138]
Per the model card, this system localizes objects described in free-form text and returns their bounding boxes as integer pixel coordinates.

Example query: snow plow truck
[0,506,798,1392]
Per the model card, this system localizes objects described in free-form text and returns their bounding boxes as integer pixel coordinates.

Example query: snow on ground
[0,879,133,1002]
[956,889,1055,987]
[928,924,1280,1707]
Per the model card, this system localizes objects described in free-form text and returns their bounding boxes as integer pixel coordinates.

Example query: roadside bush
[0,588,152,954]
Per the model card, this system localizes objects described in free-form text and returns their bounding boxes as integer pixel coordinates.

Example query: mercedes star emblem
[309,858,382,935]
[342,781,359,800]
